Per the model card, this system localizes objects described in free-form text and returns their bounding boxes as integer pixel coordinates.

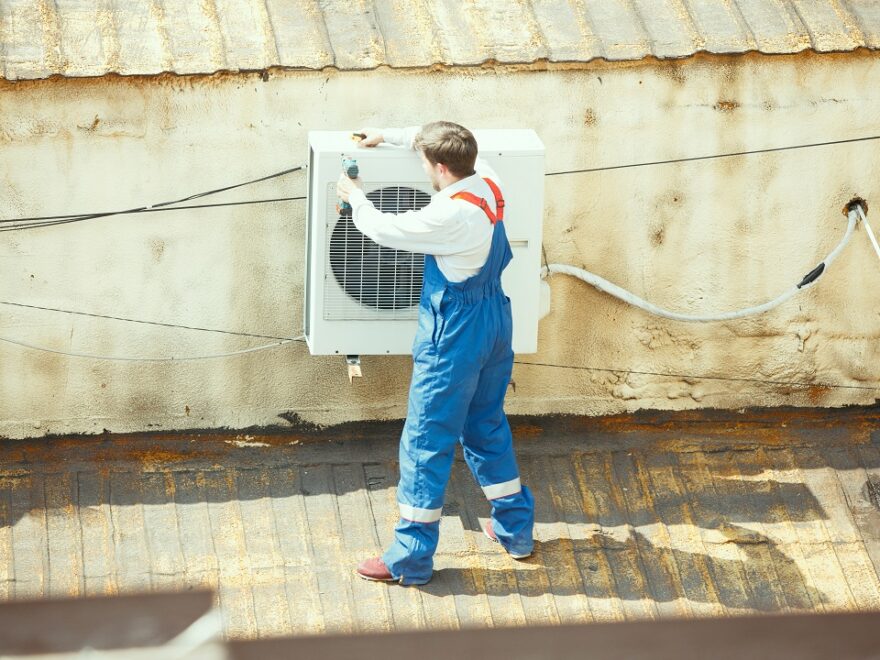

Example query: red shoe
[484,519,532,559]
[356,557,396,582]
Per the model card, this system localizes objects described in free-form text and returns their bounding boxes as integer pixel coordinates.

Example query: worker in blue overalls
[337,122,535,585]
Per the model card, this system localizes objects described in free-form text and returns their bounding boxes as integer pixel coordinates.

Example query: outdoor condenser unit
[304,129,544,356]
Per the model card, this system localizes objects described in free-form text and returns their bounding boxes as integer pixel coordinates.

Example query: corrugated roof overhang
[1,0,879,81]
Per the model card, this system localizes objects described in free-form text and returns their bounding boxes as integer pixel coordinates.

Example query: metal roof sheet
[1,0,878,81]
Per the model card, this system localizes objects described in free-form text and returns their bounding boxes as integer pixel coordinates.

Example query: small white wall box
[304,129,544,356]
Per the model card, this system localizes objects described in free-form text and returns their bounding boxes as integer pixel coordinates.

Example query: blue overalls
[382,178,535,585]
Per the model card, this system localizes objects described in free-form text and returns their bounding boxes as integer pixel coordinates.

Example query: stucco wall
[1,52,879,440]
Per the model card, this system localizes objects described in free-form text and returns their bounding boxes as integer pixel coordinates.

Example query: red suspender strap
[451,191,496,224]
[483,178,505,221]
[451,178,505,224]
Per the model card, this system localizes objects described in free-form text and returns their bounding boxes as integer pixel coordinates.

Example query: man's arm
[335,124,499,253]
[341,126,428,250]
[378,126,420,150]
[356,126,420,150]
[347,199,477,256]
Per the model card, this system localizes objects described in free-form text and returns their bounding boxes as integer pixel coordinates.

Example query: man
[336,122,534,586]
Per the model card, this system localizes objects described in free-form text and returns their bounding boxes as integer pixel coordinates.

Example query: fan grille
[324,184,431,320]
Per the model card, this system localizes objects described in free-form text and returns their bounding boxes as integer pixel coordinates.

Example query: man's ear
[436,162,449,177]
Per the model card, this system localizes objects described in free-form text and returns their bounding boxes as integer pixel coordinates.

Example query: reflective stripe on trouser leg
[460,341,534,556]
[398,502,442,523]
[482,477,521,500]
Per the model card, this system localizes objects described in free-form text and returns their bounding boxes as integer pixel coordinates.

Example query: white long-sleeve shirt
[348,126,503,283]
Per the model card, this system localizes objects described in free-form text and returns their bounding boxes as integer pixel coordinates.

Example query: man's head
[414,121,478,191]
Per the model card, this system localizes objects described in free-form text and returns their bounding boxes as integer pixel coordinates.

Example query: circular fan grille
[329,186,431,310]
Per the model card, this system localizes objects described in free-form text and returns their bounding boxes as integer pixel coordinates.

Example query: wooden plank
[449,459,529,628]
[423,461,493,628]
[824,445,880,607]
[577,452,658,620]
[300,463,357,633]
[218,585,259,640]
[674,452,756,614]
[725,450,817,612]
[638,451,726,617]
[0,476,14,600]
[43,471,83,598]
[450,460,528,629]
[695,450,788,613]
[850,444,880,581]
[10,474,48,599]
[76,471,117,597]
[332,463,398,633]
[170,470,220,593]
[829,541,880,610]
[767,448,856,611]
[610,450,691,618]
[362,460,433,630]
[361,462,399,551]
[201,469,258,638]
[235,467,291,638]
[505,456,565,626]
[265,465,325,636]
[108,470,152,593]
[790,447,861,543]
[141,471,187,591]
[539,454,609,624]
[568,448,632,624]
[749,447,825,612]
[824,445,880,540]
[247,574,292,639]
[408,507,460,633]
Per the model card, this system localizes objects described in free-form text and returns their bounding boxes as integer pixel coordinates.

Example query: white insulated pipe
[858,205,880,264]
[541,207,860,323]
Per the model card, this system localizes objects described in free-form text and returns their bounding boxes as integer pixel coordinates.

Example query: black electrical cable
[545,133,880,176]
[513,360,880,393]
[0,204,150,233]
[140,196,306,212]
[150,165,304,208]
[1,195,306,225]
[5,132,880,231]
[0,300,299,341]
[0,196,307,233]
[0,165,305,231]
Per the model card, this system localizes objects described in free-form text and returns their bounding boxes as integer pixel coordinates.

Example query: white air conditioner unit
[304,129,544,356]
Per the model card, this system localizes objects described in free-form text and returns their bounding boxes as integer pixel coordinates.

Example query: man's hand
[337,173,363,203]
[357,128,384,148]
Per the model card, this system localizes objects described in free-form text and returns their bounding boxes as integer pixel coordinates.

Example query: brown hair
[413,121,478,178]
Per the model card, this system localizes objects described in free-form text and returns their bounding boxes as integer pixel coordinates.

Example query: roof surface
[1,0,878,81]
[1,408,880,635]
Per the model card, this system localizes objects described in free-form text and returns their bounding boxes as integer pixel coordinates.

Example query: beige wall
[1,52,879,440]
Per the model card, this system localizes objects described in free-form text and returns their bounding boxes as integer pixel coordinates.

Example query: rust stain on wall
[807,384,831,405]
[713,99,739,112]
